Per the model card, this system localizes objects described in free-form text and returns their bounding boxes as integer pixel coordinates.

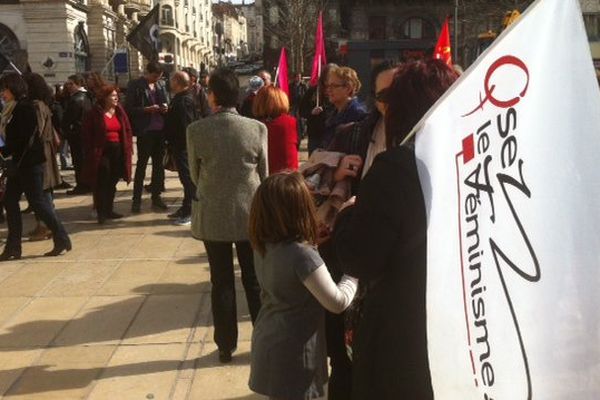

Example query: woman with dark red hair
[333,59,459,400]
[82,85,133,224]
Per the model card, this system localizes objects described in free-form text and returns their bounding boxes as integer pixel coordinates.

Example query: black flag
[126,5,160,61]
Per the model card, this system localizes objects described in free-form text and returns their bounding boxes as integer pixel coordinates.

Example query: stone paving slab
[0,168,266,399]
[0,142,311,399]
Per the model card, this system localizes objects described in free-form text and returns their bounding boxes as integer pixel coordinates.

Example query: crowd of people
[0,57,459,399]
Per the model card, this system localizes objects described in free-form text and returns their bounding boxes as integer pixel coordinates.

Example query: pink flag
[310,11,327,87]
[276,47,290,99]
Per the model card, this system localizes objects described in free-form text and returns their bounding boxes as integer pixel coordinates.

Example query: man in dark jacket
[125,61,169,213]
[163,71,198,225]
[183,67,210,119]
[61,74,92,195]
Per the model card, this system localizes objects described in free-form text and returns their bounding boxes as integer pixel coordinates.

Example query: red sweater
[264,114,298,174]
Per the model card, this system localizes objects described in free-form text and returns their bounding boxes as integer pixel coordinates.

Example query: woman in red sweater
[253,85,298,174]
[82,85,133,224]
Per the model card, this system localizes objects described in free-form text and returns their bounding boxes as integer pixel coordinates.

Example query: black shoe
[44,241,72,257]
[151,197,168,211]
[66,187,90,196]
[107,212,124,220]
[218,349,232,363]
[131,202,141,214]
[167,208,184,219]
[0,247,21,262]
[56,181,73,189]
[97,214,107,224]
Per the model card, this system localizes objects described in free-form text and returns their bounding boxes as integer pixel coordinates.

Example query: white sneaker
[174,216,191,226]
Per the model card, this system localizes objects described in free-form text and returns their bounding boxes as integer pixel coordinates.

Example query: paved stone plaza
[0,165,269,399]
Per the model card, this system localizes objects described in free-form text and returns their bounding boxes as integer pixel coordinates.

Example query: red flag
[276,47,290,99]
[433,18,452,66]
[310,11,327,87]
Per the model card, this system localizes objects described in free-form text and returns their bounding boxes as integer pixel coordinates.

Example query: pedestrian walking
[253,85,298,174]
[0,73,71,261]
[187,67,267,363]
[289,72,308,145]
[81,85,133,224]
[164,71,198,225]
[125,61,169,213]
[248,172,358,400]
[61,74,92,195]
[24,73,62,242]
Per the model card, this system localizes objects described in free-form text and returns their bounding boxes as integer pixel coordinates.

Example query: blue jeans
[5,164,70,250]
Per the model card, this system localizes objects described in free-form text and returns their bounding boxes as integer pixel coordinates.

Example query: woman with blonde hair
[253,85,298,174]
[323,66,367,150]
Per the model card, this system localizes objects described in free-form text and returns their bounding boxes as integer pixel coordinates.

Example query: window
[584,13,600,41]
[161,5,174,26]
[399,17,436,40]
[369,16,386,40]
[73,23,90,73]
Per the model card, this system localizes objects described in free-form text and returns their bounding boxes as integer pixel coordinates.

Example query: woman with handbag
[81,85,133,224]
[0,73,71,261]
[24,73,63,242]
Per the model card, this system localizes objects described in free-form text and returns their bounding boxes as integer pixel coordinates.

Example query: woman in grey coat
[187,67,268,363]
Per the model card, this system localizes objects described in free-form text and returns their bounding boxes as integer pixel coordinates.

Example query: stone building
[0,0,152,86]
[238,0,263,60]
[212,1,248,64]
[158,0,214,72]
[333,0,538,95]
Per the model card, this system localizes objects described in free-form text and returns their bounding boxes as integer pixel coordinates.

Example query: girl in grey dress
[248,172,358,400]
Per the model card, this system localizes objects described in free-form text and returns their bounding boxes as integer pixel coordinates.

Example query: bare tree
[456,0,535,65]
[262,0,331,74]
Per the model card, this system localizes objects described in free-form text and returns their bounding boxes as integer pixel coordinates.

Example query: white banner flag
[415,0,600,398]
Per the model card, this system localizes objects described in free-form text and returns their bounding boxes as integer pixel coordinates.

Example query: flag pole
[8,60,22,75]
[316,55,321,108]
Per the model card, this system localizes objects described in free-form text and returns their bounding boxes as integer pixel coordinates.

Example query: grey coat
[187,108,268,242]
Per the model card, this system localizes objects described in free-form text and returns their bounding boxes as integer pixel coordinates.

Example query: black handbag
[163,146,178,172]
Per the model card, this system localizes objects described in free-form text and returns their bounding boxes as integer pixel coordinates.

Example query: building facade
[158,0,213,72]
[239,1,262,60]
[0,0,152,86]
[212,1,248,64]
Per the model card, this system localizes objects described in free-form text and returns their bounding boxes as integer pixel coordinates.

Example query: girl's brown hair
[249,172,319,256]
[252,85,289,119]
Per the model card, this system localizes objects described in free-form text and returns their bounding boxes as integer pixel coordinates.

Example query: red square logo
[462,134,475,164]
